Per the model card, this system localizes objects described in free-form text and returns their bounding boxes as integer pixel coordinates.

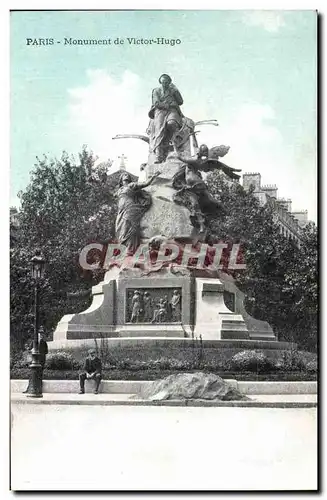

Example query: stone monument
[49,73,293,352]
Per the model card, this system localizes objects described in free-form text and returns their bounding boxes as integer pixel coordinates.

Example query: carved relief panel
[126,288,182,324]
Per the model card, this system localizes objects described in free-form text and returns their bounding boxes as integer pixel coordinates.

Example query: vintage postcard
[10,9,318,491]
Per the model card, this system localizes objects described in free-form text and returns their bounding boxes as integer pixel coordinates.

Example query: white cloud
[242,11,286,33]
[67,69,150,176]
[195,102,284,173]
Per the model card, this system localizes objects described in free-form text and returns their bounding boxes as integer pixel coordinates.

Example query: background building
[242,173,313,246]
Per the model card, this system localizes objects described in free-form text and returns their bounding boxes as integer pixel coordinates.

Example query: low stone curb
[11,379,317,395]
[11,394,317,408]
[238,381,317,395]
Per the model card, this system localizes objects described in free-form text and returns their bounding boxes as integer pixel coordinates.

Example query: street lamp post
[26,251,46,398]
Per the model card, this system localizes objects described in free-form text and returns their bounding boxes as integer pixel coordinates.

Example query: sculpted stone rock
[140,179,196,240]
[139,372,249,401]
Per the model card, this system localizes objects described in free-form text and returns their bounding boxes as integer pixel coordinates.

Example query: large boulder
[139,372,248,401]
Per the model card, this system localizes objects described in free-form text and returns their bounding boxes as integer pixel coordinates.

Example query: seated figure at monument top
[147,74,184,163]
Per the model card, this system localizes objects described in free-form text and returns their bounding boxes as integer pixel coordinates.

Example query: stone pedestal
[52,268,277,347]
[141,153,197,240]
[193,278,249,340]
[52,269,279,355]
[146,152,182,180]
[53,267,194,342]
[140,179,195,240]
[219,272,276,341]
[53,278,116,341]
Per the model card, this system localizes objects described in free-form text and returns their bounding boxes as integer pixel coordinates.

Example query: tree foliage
[10,147,117,351]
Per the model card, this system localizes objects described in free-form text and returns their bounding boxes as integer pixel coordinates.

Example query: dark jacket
[39,339,48,356]
[39,339,48,365]
[84,356,102,374]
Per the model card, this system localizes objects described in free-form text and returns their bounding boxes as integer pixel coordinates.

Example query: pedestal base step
[117,325,187,338]
[47,337,297,351]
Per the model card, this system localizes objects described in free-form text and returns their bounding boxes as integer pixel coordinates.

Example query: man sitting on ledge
[79,349,102,395]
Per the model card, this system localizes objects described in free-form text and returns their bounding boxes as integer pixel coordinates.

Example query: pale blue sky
[10,10,317,219]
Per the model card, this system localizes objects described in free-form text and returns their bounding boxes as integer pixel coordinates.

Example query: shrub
[46,352,80,370]
[306,359,318,373]
[11,368,31,379]
[223,350,275,373]
[10,350,29,369]
[278,350,307,371]
[149,357,177,371]
[94,337,116,365]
